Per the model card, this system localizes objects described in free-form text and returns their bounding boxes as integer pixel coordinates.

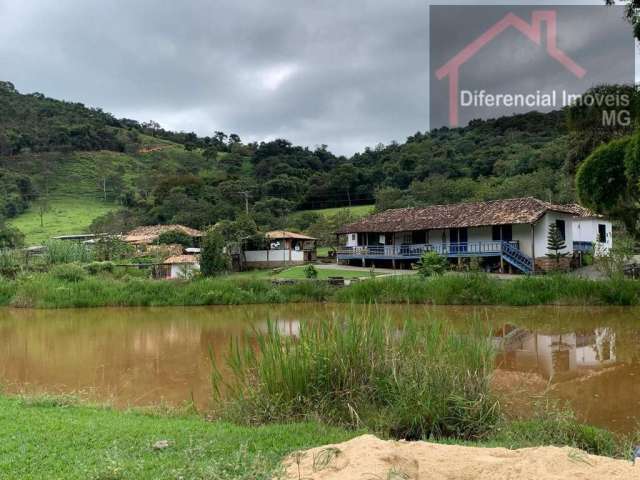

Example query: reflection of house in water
[254,319,302,337]
[494,325,616,379]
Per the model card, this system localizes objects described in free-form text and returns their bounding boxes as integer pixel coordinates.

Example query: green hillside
[8,197,116,244]
[295,204,374,219]
[2,80,616,247]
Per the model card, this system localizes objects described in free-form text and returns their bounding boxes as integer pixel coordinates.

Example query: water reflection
[494,325,617,379]
[0,304,639,432]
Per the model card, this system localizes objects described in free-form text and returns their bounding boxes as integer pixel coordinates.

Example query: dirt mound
[281,435,638,479]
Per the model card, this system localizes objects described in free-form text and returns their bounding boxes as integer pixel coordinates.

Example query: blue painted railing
[337,240,535,274]
[573,241,594,253]
[500,241,533,273]
[337,241,519,258]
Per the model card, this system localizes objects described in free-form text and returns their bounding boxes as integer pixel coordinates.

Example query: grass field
[295,204,374,218]
[6,144,207,246]
[230,266,371,280]
[0,395,353,480]
[0,391,630,479]
[8,197,116,245]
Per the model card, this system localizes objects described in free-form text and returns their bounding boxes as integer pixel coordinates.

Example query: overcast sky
[0,0,632,156]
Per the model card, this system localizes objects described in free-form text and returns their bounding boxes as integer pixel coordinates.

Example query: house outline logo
[435,10,586,127]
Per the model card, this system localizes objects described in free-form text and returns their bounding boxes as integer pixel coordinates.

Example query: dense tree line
[1,79,633,240]
[100,108,580,233]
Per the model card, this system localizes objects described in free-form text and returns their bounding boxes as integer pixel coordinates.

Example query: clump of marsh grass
[0,248,23,279]
[492,398,622,458]
[43,240,94,265]
[211,310,499,441]
[18,393,82,408]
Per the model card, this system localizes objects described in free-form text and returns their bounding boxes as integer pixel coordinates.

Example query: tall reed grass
[0,248,22,278]
[335,274,640,306]
[0,272,638,308]
[43,240,94,265]
[211,311,499,440]
[4,274,333,308]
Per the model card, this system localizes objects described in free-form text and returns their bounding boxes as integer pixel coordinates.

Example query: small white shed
[161,255,200,279]
[243,231,317,268]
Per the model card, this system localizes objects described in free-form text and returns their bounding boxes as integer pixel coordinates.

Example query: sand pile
[281,435,638,479]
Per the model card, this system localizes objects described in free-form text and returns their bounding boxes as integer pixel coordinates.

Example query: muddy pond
[0,304,639,433]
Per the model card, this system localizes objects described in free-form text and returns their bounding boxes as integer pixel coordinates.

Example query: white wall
[429,229,448,244]
[344,215,583,259]
[533,212,574,258]
[576,329,616,366]
[245,250,304,262]
[535,333,577,378]
[510,224,532,257]
[169,263,200,279]
[393,231,413,244]
[467,226,491,242]
[572,218,613,253]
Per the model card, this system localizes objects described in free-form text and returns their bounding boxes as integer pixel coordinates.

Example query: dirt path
[281,435,638,479]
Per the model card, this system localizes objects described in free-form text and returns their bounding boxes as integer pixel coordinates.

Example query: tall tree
[576,136,640,237]
[200,228,229,276]
[546,223,568,265]
[607,1,640,40]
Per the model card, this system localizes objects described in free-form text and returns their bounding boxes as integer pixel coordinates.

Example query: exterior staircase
[501,241,533,274]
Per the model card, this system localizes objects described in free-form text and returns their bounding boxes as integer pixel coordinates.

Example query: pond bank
[0,272,638,308]
[2,395,637,479]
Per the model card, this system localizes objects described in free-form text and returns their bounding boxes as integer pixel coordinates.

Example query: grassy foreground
[0,272,638,308]
[0,393,634,479]
[0,396,354,480]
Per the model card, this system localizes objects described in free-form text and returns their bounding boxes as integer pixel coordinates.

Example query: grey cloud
[0,0,633,155]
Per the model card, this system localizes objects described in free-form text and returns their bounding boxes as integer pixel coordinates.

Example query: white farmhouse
[336,197,611,273]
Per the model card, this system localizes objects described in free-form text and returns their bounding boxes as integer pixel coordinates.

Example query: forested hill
[0,80,578,237]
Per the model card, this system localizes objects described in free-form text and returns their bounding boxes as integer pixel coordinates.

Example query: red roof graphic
[436,10,586,127]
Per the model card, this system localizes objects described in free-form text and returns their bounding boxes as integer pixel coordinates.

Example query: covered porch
[335,197,590,275]
[337,240,519,259]
[337,225,535,274]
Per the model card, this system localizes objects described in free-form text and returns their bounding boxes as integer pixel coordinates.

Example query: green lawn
[8,197,116,245]
[230,266,371,280]
[0,396,354,480]
[295,204,374,218]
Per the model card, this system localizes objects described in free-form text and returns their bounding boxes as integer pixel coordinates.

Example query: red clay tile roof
[265,230,316,240]
[336,197,583,234]
[124,225,203,244]
[562,203,601,218]
[163,255,200,265]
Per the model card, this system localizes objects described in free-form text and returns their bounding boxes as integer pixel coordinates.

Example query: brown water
[1,304,639,432]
